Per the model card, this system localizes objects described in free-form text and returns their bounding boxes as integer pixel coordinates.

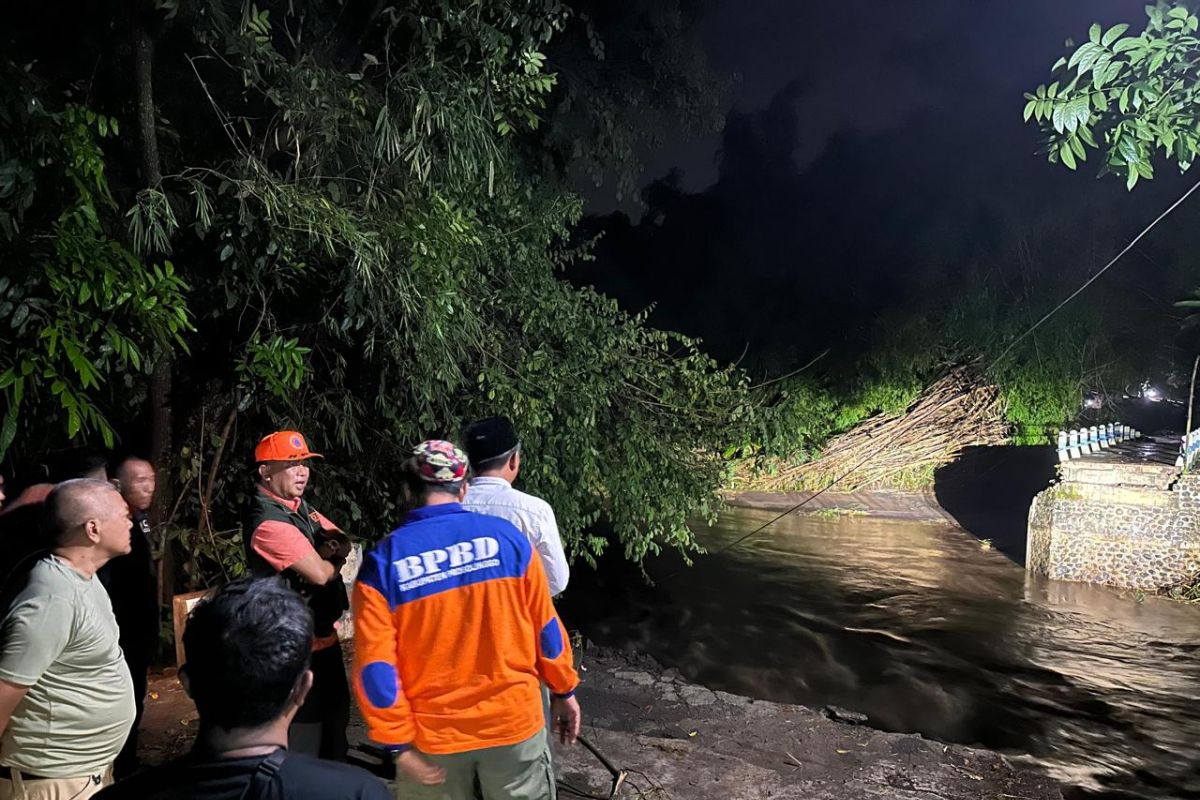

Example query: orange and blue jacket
[352,503,579,755]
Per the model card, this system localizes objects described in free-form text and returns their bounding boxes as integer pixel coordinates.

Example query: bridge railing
[1176,428,1200,470]
[1056,423,1139,463]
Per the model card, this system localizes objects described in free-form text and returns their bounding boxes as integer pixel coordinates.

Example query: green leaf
[1069,135,1087,160]
[1089,22,1103,44]
[1118,136,1140,165]
[1102,23,1130,46]
[1023,99,1037,122]
[1113,36,1145,53]
[1061,141,1078,170]
[1069,43,1094,70]
[0,407,18,459]
[1168,6,1190,20]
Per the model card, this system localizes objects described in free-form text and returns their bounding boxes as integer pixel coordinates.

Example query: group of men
[0,416,579,800]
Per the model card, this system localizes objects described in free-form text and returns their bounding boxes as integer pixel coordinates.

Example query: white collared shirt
[464,476,569,596]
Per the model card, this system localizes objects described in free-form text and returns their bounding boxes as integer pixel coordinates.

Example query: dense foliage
[1026,1,1200,188]
[1,0,749,586]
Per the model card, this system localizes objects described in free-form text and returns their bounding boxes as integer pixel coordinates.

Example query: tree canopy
[1,0,748,584]
[1026,1,1200,189]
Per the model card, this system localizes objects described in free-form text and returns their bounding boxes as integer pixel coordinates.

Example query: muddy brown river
[562,507,1200,799]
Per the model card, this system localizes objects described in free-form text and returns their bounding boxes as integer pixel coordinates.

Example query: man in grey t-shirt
[0,479,136,800]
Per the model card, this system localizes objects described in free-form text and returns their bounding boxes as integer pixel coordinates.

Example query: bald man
[99,458,159,778]
[0,480,136,799]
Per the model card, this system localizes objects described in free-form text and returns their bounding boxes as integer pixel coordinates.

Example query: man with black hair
[95,577,388,800]
[0,479,135,800]
[98,457,161,778]
[463,417,569,597]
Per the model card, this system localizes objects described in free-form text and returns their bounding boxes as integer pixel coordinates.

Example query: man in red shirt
[244,431,353,761]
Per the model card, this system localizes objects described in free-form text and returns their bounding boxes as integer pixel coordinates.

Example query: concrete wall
[1027,469,1200,590]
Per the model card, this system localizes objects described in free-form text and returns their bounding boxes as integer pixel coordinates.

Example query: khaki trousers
[395,730,555,800]
[0,767,112,800]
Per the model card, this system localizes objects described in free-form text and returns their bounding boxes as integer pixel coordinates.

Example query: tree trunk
[132,16,176,610]
[133,25,162,187]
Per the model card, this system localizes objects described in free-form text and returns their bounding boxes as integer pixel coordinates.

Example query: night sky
[577,1,1200,375]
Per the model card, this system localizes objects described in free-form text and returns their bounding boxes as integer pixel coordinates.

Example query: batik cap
[412,440,468,484]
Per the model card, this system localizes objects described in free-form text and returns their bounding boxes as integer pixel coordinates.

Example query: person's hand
[395,750,446,786]
[550,694,582,745]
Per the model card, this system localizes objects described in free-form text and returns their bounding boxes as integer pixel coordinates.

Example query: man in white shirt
[462,417,569,597]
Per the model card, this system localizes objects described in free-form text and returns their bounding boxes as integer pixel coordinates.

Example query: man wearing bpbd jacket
[352,440,580,800]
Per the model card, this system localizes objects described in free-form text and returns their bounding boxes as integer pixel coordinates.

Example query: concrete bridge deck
[1068,433,1181,468]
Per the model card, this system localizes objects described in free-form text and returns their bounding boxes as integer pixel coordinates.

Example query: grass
[1159,571,1200,604]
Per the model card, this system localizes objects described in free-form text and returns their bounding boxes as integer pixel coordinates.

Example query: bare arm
[0,678,31,738]
[289,550,339,586]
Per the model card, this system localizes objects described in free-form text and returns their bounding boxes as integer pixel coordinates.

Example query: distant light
[1144,386,1163,402]
[1083,394,1103,410]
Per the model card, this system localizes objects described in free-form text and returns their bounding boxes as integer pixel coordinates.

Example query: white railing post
[1068,429,1081,459]
[1099,424,1110,449]
[1057,430,1069,462]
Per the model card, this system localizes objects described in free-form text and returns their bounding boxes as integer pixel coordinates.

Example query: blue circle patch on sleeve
[361,661,400,709]
[540,619,564,660]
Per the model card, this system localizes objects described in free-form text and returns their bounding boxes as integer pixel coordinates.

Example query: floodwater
[562,508,1200,799]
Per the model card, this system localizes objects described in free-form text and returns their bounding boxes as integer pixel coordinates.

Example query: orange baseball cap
[254,431,323,463]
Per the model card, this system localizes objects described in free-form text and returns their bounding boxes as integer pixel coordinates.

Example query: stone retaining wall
[1027,471,1200,589]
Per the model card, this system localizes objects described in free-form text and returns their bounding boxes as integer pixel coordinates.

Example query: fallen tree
[735,366,1010,492]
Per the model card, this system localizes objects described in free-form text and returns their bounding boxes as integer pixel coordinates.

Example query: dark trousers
[114,656,149,779]
[289,640,350,761]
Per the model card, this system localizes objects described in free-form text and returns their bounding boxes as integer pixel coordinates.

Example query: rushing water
[562,508,1200,799]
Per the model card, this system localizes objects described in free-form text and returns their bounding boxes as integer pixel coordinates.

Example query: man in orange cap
[244,430,353,761]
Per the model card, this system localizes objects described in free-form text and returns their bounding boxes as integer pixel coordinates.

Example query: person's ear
[457,481,469,502]
[510,450,521,473]
[83,518,102,544]
[291,669,314,710]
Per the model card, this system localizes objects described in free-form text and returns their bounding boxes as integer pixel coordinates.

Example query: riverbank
[726,488,957,523]
[530,646,1063,799]
[137,645,1061,799]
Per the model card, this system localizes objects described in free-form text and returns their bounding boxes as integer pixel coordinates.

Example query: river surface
[562,507,1200,799]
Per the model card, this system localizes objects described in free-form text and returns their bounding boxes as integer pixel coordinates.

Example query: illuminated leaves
[1025,1,1200,189]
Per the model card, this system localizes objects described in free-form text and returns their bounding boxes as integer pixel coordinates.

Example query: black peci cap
[463,416,520,467]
